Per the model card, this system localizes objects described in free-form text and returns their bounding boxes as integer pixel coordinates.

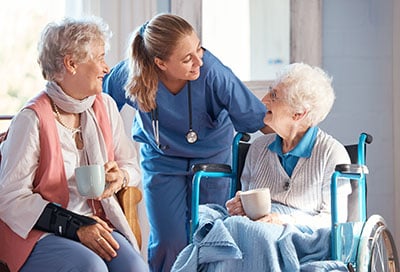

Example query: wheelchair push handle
[360,132,373,145]
[358,132,372,165]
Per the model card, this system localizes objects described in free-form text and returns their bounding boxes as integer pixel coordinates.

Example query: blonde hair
[125,13,194,112]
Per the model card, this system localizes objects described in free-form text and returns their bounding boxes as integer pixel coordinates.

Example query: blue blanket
[172,204,348,272]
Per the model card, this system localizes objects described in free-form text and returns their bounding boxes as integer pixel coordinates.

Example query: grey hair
[37,16,112,82]
[273,63,335,127]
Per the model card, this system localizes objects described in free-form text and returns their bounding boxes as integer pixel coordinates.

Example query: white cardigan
[241,129,351,228]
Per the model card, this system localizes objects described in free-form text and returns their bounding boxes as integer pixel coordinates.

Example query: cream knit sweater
[241,129,351,228]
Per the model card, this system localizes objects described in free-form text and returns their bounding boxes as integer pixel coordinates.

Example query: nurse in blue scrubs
[103,13,270,272]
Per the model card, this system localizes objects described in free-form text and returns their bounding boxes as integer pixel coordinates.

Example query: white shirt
[0,94,141,249]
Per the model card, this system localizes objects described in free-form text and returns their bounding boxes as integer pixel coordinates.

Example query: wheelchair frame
[190,132,399,271]
[331,133,399,271]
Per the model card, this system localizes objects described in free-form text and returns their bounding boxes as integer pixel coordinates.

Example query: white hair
[37,16,112,82]
[272,63,335,126]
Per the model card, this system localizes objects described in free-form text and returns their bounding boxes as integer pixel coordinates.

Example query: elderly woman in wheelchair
[225,62,350,231]
[172,63,398,271]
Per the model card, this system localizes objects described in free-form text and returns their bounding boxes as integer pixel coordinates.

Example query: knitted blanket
[172,204,348,272]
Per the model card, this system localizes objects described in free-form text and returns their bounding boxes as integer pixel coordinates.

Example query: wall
[75,0,400,253]
[321,0,399,247]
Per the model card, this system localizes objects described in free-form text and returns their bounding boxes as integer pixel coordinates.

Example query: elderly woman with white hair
[226,62,351,229]
[0,17,147,272]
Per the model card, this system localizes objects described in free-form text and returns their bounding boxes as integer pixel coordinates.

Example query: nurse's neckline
[160,78,188,95]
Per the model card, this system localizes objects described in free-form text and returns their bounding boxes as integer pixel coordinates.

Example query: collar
[268,126,319,158]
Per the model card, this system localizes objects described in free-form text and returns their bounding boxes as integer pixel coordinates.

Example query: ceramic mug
[240,188,271,220]
[75,164,105,198]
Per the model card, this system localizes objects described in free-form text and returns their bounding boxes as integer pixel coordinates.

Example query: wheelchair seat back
[235,141,250,192]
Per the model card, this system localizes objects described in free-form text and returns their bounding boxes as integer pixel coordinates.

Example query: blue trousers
[141,148,231,272]
[20,231,148,272]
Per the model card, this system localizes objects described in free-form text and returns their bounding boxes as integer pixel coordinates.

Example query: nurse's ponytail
[125,13,194,112]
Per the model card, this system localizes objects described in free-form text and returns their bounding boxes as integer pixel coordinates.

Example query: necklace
[53,102,81,134]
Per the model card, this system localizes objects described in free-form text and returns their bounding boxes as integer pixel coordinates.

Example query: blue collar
[269,127,318,158]
[268,127,318,177]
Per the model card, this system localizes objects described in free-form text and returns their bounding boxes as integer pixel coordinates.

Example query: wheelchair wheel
[356,215,399,272]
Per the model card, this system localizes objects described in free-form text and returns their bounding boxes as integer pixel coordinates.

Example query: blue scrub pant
[141,149,231,272]
[20,231,148,272]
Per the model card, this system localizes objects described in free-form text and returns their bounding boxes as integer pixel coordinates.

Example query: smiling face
[65,42,109,99]
[261,84,296,136]
[155,31,204,83]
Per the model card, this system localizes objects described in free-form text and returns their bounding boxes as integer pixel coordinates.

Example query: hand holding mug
[75,164,105,198]
[225,191,246,216]
[240,188,271,220]
[102,161,128,198]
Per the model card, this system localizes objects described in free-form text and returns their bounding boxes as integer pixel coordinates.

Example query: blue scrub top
[103,49,266,169]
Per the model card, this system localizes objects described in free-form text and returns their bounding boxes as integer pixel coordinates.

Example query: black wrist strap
[34,202,97,241]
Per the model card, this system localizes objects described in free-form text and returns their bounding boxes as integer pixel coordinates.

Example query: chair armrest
[117,186,143,249]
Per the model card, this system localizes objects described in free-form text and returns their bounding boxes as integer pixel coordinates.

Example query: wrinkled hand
[98,161,126,199]
[225,191,246,216]
[77,216,119,261]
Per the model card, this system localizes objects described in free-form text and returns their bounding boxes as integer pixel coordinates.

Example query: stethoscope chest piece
[186,129,198,144]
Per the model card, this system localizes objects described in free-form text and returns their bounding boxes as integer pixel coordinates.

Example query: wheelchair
[190,132,399,271]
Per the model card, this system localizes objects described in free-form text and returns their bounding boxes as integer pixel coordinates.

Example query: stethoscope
[151,81,198,149]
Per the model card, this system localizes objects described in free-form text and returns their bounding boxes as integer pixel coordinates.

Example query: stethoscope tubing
[151,81,198,149]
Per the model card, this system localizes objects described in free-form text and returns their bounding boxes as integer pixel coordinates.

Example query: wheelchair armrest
[335,163,369,174]
[239,132,251,143]
[191,163,232,173]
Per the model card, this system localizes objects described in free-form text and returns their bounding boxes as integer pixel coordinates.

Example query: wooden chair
[0,115,143,271]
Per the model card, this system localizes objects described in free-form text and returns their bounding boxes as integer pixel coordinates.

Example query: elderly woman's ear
[293,110,307,121]
[63,55,77,75]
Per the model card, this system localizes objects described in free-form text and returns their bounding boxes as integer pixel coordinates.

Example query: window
[0,0,65,131]
[202,0,290,81]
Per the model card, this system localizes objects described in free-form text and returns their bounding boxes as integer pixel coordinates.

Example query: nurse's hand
[225,191,246,216]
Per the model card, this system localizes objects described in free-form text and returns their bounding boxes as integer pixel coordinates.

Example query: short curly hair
[37,16,112,82]
[271,63,335,127]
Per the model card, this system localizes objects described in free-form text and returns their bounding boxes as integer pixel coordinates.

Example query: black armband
[34,202,97,241]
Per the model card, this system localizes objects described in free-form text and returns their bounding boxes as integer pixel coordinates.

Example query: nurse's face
[155,31,204,82]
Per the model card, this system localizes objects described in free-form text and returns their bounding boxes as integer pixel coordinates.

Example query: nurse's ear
[154,57,167,71]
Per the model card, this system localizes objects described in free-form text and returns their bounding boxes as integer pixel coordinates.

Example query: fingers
[77,223,120,262]
[98,186,118,200]
[95,230,120,261]
[94,236,117,261]
[225,192,245,216]
[93,216,114,232]
[99,161,124,200]
[104,161,120,184]
[104,161,118,173]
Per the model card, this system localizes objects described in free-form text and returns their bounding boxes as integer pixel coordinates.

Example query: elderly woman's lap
[20,231,147,272]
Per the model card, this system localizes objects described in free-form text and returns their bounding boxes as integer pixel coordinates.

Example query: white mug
[240,188,271,220]
[75,164,105,198]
